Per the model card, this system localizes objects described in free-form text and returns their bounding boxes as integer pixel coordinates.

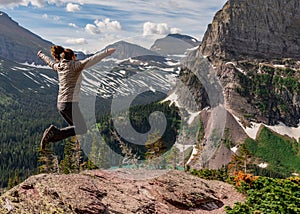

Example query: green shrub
[225,176,300,214]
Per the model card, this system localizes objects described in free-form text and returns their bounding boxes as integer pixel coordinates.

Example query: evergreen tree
[99,139,110,169]
[145,131,165,169]
[165,146,180,169]
[89,134,100,167]
[37,144,55,173]
[62,139,73,174]
[111,129,139,167]
[71,136,82,173]
[7,177,14,190]
[13,169,19,186]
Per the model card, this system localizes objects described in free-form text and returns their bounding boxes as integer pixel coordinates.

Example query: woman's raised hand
[106,48,116,56]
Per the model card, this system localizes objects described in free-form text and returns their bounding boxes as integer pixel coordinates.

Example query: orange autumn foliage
[234,171,258,187]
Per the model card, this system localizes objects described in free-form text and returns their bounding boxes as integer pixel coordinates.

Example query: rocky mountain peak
[0,11,52,63]
[0,11,17,25]
[106,40,158,59]
[150,33,200,57]
[199,0,300,60]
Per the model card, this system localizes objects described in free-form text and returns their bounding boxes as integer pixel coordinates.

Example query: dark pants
[53,102,87,142]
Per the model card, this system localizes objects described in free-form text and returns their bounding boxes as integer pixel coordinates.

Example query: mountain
[105,40,159,59]
[199,0,300,60]
[150,34,200,57]
[0,12,53,63]
[174,0,300,172]
[3,0,300,197]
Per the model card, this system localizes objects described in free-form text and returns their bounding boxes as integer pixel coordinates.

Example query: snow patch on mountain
[165,59,181,66]
[39,74,57,85]
[187,111,200,125]
[162,91,180,107]
[232,114,300,142]
[258,163,268,168]
[174,143,194,153]
[13,66,30,71]
[230,146,238,153]
[20,62,51,69]
[186,145,197,166]
[22,72,40,85]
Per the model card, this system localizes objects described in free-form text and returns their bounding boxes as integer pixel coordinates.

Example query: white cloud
[65,38,88,45]
[30,0,46,7]
[94,18,122,31]
[0,0,228,52]
[85,23,101,34]
[143,22,181,36]
[68,23,78,28]
[66,3,80,12]
[84,18,122,35]
[0,0,59,8]
[170,27,182,34]
[53,15,60,21]
[48,0,63,5]
[41,13,62,24]
[0,0,72,8]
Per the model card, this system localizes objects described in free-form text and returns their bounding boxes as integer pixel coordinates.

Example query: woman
[38,45,115,149]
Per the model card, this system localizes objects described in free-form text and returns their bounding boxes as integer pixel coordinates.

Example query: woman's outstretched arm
[81,48,115,69]
[37,50,59,71]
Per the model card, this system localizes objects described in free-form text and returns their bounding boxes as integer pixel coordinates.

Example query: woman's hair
[51,45,75,62]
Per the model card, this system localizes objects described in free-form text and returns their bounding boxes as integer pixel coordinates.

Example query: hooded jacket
[38,50,110,102]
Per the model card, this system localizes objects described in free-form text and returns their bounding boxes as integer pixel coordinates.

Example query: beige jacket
[38,50,110,102]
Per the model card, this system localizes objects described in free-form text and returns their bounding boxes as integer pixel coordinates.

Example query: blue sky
[0,0,227,53]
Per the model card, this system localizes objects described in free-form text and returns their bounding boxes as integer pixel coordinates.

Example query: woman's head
[51,45,76,62]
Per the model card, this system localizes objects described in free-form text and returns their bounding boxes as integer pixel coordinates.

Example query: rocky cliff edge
[0,169,244,214]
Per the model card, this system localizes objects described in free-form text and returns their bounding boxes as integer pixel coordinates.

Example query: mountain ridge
[0,11,53,63]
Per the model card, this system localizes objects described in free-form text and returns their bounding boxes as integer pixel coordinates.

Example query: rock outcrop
[0,170,244,214]
[200,0,300,60]
[182,0,300,128]
[178,0,300,169]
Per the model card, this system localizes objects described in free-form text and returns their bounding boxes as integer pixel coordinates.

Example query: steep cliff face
[179,0,300,169]
[197,0,300,127]
[219,60,300,127]
[200,0,300,60]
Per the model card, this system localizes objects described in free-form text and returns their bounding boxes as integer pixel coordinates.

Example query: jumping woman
[37,46,115,149]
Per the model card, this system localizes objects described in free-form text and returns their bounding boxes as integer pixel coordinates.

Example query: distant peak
[166,33,199,42]
[0,11,10,18]
[168,33,190,38]
[114,40,133,45]
[0,11,18,25]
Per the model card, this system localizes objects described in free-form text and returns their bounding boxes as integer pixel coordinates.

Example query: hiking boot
[40,125,59,150]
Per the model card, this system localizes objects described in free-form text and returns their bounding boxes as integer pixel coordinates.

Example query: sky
[0,0,227,53]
